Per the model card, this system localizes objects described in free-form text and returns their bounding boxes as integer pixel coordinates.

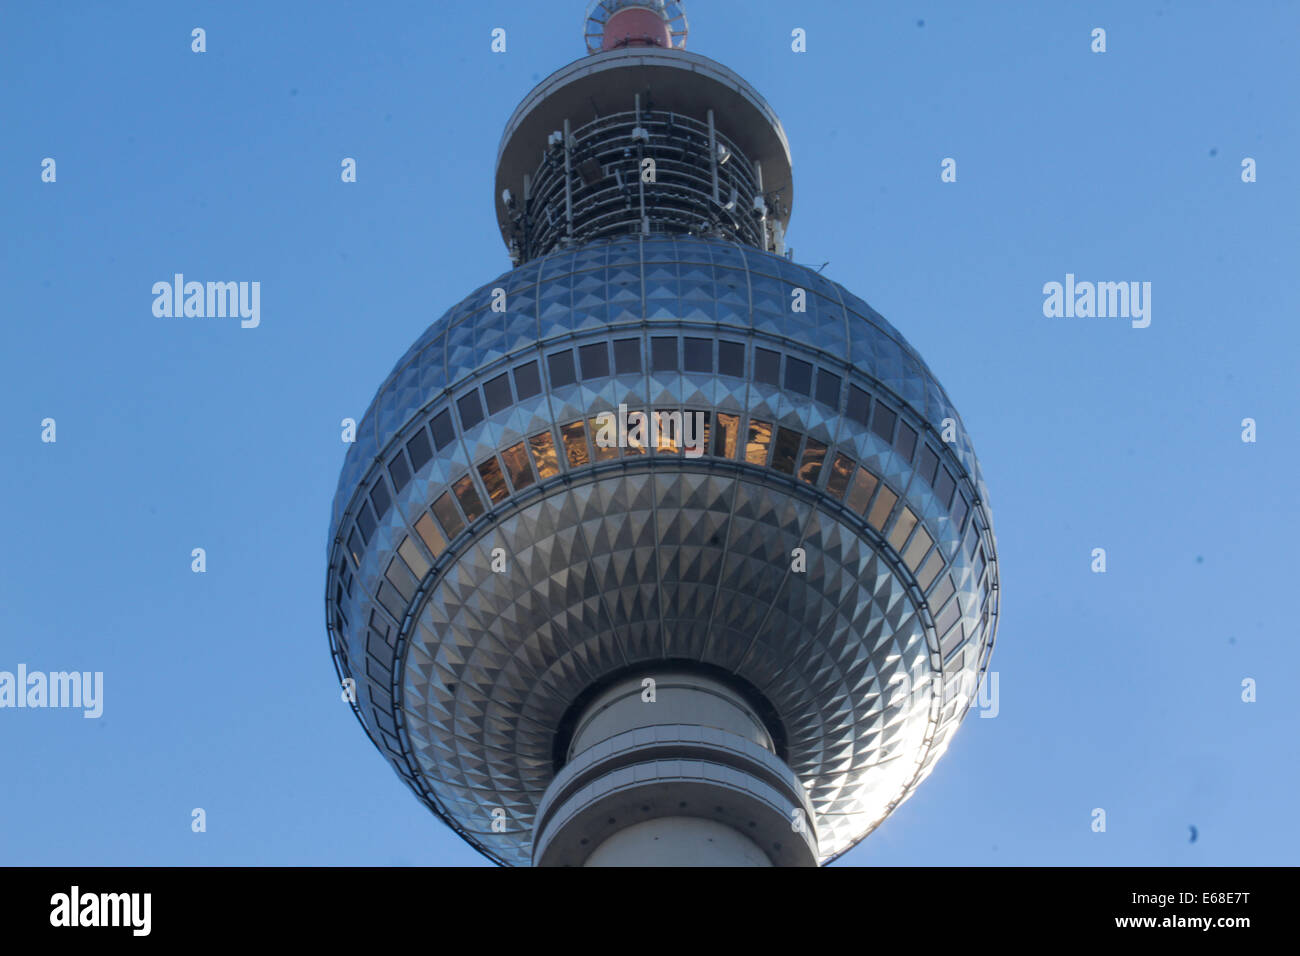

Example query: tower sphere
[326,5,999,867]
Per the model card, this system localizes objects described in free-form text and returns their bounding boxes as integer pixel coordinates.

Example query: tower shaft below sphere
[532,673,819,866]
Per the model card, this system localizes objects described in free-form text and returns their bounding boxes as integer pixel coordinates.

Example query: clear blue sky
[2,1,1297,866]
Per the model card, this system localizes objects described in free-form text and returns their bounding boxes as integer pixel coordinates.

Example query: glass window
[501,441,534,490]
[388,450,412,495]
[451,476,484,522]
[784,357,812,395]
[745,419,773,465]
[903,525,934,572]
[651,336,678,371]
[590,415,619,461]
[799,438,827,484]
[431,493,464,539]
[613,337,641,374]
[754,348,780,386]
[385,557,418,603]
[579,342,609,380]
[548,350,577,388]
[654,410,680,454]
[934,467,956,508]
[951,494,970,533]
[684,337,712,372]
[355,501,376,542]
[870,401,896,442]
[846,385,870,425]
[718,340,744,377]
[916,550,944,591]
[476,458,509,503]
[846,467,878,513]
[815,368,841,408]
[867,485,898,530]
[694,411,710,458]
[934,597,961,638]
[918,446,940,485]
[406,427,434,471]
[888,506,919,552]
[560,421,590,468]
[346,528,364,567]
[895,422,917,463]
[623,411,647,455]
[513,360,542,399]
[429,410,454,451]
[458,390,484,430]
[929,573,955,609]
[398,535,431,579]
[369,479,392,520]
[715,412,741,458]
[826,453,855,498]
[771,427,801,474]
[483,372,513,415]
[528,430,561,478]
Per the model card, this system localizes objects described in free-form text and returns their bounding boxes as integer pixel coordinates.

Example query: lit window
[476,458,509,503]
[846,467,878,513]
[903,524,934,572]
[414,513,445,559]
[772,427,801,474]
[590,415,619,461]
[529,430,561,477]
[431,493,464,539]
[867,485,898,531]
[451,476,484,522]
[888,507,918,552]
[799,438,827,484]
[501,442,534,490]
[715,412,741,458]
[745,419,773,465]
[560,421,590,468]
[398,536,431,579]
[826,453,855,498]
[654,410,680,454]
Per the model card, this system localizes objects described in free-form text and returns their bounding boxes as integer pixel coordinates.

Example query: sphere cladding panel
[326,235,999,865]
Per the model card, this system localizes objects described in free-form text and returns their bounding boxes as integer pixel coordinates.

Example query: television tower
[326,0,999,866]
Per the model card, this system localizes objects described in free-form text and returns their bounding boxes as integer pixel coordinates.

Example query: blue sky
[2,1,1297,866]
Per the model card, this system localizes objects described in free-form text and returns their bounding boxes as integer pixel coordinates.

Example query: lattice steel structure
[326,2,999,867]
